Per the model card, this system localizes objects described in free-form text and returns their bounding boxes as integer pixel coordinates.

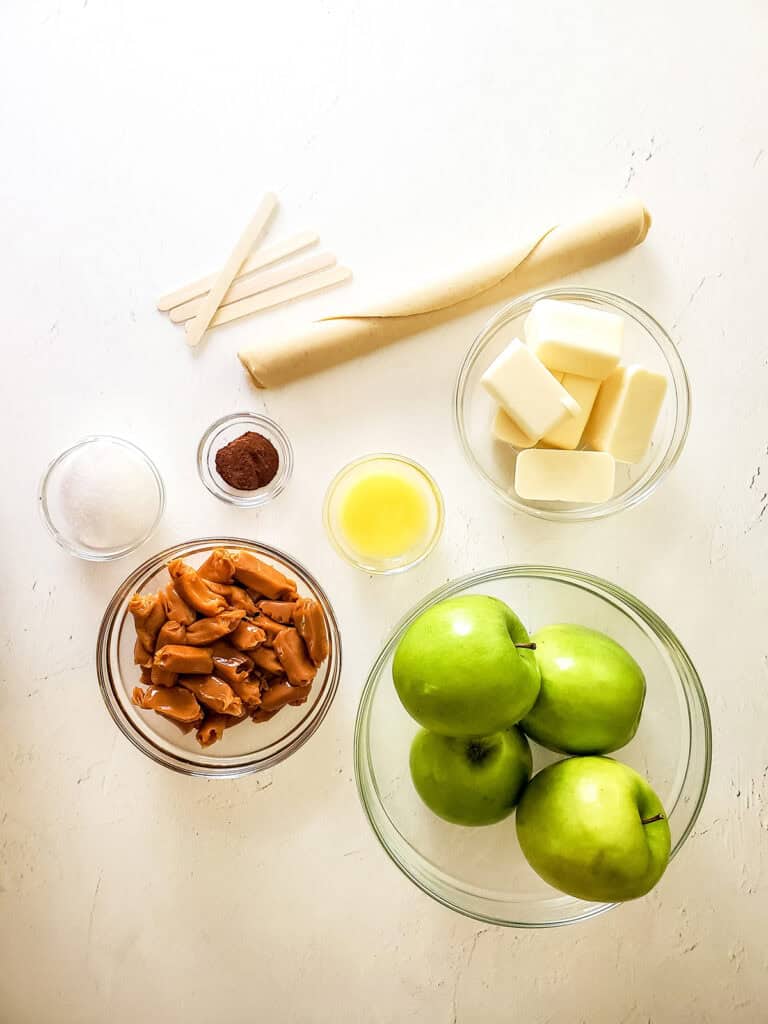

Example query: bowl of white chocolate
[454,288,690,521]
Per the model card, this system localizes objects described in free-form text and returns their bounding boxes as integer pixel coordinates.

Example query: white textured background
[1,1,767,1021]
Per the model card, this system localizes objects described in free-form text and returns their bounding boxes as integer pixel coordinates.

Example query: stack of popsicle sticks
[157,192,352,348]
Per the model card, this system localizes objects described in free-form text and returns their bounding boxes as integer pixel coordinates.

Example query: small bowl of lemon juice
[323,454,444,574]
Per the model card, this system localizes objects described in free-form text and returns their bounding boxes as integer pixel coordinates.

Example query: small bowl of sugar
[39,436,165,561]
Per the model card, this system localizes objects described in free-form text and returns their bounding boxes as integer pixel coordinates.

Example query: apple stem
[641,813,665,825]
[515,642,537,650]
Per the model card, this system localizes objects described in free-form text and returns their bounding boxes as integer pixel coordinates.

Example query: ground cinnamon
[215,431,279,490]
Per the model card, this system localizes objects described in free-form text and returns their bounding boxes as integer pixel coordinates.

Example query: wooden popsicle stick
[156,230,318,312]
[169,251,338,323]
[185,193,278,348]
[184,265,352,336]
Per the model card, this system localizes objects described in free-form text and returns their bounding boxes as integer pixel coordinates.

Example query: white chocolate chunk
[586,364,667,463]
[481,339,580,441]
[515,449,616,503]
[525,299,623,379]
[492,408,537,448]
[541,373,601,450]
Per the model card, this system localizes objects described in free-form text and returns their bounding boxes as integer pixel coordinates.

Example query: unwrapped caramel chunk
[155,619,187,650]
[128,593,166,651]
[229,619,267,651]
[134,637,154,669]
[198,548,238,584]
[251,613,284,640]
[273,628,317,686]
[229,674,264,710]
[197,710,249,746]
[206,581,258,614]
[294,598,329,666]
[258,600,297,624]
[150,665,178,688]
[154,644,213,674]
[185,609,245,646]
[251,645,284,676]
[233,551,298,599]
[260,681,312,711]
[197,714,227,747]
[167,560,228,617]
[178,675,243,717]
[162,584,196,626]
[211,642,254,685]
[132,685,203,724]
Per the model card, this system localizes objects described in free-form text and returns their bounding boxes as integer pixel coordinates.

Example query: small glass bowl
[97,538,341,777]
[197,412,293,508]
[323,454,444,574]
[454,288,691,521]
[355,566,711,928]
[39,435,165,561]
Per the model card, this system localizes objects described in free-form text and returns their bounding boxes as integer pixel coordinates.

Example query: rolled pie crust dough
[238,198,651,388]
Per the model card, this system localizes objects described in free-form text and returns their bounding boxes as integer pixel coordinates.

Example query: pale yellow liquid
[339,472,430,559]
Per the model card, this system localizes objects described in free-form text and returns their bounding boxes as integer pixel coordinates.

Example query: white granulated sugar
[53,440,160,551]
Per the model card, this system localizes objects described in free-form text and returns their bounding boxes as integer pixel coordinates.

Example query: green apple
[410,726,532,826]
[516,756,671,902]
[393,595,540,736]
[520,624,645,755]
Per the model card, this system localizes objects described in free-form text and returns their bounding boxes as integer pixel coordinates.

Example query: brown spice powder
[215,431,279,490]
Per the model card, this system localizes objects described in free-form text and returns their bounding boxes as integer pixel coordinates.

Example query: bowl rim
[196,412,294,508]
[453,287,692,522]
[38,435,166,561]
[322,452,445,575]
[354,564,712,928]
[97,536,342,777]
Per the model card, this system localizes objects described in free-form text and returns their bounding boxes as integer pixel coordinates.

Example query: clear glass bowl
[39,435,165,561]
[97,538,341,777]
[323,454,444,574]
[197,412,293,507]
[454,288,691,521]
[354,566,711,927]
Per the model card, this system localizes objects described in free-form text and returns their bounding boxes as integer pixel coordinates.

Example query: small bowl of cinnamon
[197,412,293,508]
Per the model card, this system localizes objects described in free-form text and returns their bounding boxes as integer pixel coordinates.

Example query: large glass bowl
[454,288,691,521]
[97,538,341,777]
[354,566,711,927]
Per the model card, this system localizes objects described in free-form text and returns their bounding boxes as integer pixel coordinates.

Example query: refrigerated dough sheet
[239,198,651,388]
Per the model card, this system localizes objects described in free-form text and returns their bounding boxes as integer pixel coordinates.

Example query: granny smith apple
[410,726,532,826]
[520,624,645,754]
[516,756,671,902]
[393,595,540,736]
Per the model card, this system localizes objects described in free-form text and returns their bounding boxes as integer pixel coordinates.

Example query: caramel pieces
[232,550,298,599]
[185,609,245,646]
[198,548,238,584]
[154,645,213,675]
[179,676,243,717]
[129,593,166,659]
[294,597,329,666]
[129,549,329,747]
[273,628,316,686]
[168,559,228,616]
[132,685,204,725]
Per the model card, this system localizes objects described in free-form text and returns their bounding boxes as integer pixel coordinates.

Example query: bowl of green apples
[354,567,711,927]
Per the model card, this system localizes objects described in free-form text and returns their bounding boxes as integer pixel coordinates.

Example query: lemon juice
[340,471,430,559]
